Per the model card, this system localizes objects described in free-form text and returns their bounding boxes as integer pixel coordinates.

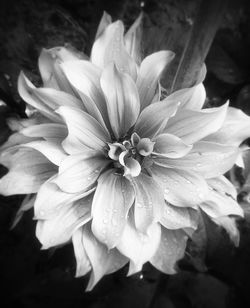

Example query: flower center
[107,133,155,177]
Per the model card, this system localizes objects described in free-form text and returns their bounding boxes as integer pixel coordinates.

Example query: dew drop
[164,188,170,194]
[40,210,45,217]
[137,203,143,208]
[103,218,108,224]
[95,169,99,174]
[196,163,202,167]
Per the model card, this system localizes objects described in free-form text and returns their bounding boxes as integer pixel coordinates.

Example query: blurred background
[0,0,250,307]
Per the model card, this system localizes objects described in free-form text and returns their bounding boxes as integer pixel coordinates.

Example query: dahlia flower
[0,12,248,290]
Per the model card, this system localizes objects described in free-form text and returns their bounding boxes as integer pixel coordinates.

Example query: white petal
[116,220,161,275]
[57,106,111,153]
[34,177,95,220]
[151,165,209,207]
[36,197,92,249]
[0,148,57,195]
[160,203,198,230]
[212,216,240,246]
[150,227,188,274]
[164,102,228,144]
[11,194,35,228]
[155,141,240,179]
[95,11,112,39]
[132,173,165,233]
[79,224,128,291]
[100,63,140,139]
[204,106,250,146]
[23,140,67,166]
[134,99,178,139]
[91,170,134,249]
[207,176,237,199]
[137,51,175,110]
[153,133,192,158]
[54,152,108,193]
[91,21,137,79]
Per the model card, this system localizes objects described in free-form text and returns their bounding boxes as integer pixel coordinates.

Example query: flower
[0,12,248,290]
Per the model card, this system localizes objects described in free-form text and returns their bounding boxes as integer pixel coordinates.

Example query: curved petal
[0,148,56,195]
[132,173,165,233]
[60,60,110,127]
[204,106,250,146]
[79,224,128,291]
[212,216,240,246]
[150,228,188,274]
[91,21,137,80]
[36,197,92,249]
[164,102,228,144]
[137,51,175,110]
[207,176,237,199]
[164,83,206,111]
[95,11,112,39]
[116,220,161,275]
[57,106,111,153]
[160,203,198,230]
[153,133,192,158]
[23,140,67,166]
[12,194,35,229]
[155,141,240,179]
[151,165,209,207]
[100,63,140,139]
[124,13,143,65]
[21,123,68,142]
[134,99,178,139]
[34,177,95,220]
[91,170,134,249]
[54,152,108,193]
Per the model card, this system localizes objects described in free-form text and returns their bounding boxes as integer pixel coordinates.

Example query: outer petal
[132,173,165,233]
[0,148,57,195]
[23,140,67,166]
[134,99,178,139]
[151,165,209,207]
[207,176,237,199]
[124,13,143,65]
[34,177,95,220]
[116,220,161,275]
[212,216,240,246]
[91,21,137,79]
[79,224,128,291]
[95,11,112,39]
[155,141,240,179]
[153,133,192,158]
[137,51,175,110]
[164,102,228,144]
[204,106,250,146]
[164,83,206,111]
[12,194,35,228]
[91,170,134,249]
[36,196,92,249]
[100,63,140,139]
[150,228,188,274]
[160,203,198,230]
[54,152,109,193]
[60,61,109,127]
[57,106,111,153]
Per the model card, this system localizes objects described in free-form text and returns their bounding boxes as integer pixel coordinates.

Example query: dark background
[1,0,250,307]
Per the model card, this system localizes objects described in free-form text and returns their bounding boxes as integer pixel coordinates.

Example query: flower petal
[164,102,228,144]
[137,51,175,110]
[155,141,240,179]
[79,224,128,291]
[36,196,92,249]
[95,11,112,39]
[207,176,237,199]
[151,165,209,207]
[116,220,161,275]
[91,21,137,79]
[100,63,140,139]
[72,228,91,277]
[134,100,178,139]
[34,177,95,220]
[150,228,188,274]
[204,106,250,146]
[153,133,192,158]
[0,148,56,195]
[124,13,143,65]
[91,170,134,249]
[160,203,198,230]
[164,83,206,111]
[132,173,165,233]
[57,106,111,153]
[23,140,67,166]
[60,60,110,127]
[54,152,108,193]
[11,194,35,228]
[212,216,240,246]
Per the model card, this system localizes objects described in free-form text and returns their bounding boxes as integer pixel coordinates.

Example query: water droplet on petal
[103,219,108,224]
[137,203,143,208]
[40,210,45,217]
[164,189,170,194]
